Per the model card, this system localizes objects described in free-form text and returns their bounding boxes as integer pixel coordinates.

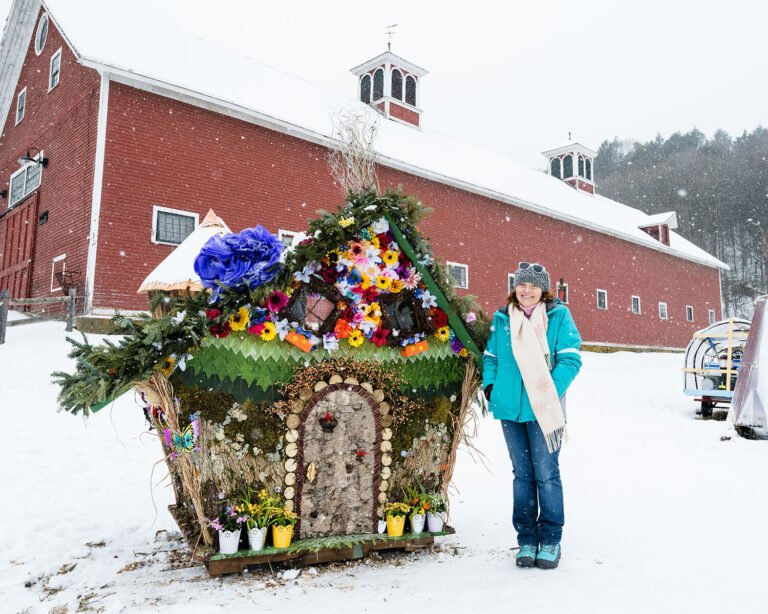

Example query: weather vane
[386,24,398,51]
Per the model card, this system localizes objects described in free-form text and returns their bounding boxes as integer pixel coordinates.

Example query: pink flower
[267,290,289,313]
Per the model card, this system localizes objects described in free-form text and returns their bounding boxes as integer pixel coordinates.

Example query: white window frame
[51,253,66,292]
[556,280,569,304]
[15,87,26,125]
[596,289,608,310]
[278,229,299,248]
[34,13,48,55]
[446,261,468,289]
[708,309,716,325]
[508,273,515,294]
[151,205,198,246]
[9,150,44,208]
[659,302,668,320]
[49,47,62,91]
[631,295,641,315]
[686,305,694,322]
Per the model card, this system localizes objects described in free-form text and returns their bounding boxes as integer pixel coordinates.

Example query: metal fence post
[66,288,76,332]
[0,289,9,345]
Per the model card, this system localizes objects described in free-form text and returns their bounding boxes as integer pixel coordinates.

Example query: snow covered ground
[1,319,767,613]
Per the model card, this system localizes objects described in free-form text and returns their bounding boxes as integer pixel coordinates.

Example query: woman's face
[515,282,543,309]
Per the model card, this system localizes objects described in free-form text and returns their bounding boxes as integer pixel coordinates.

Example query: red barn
[0,0,726,349]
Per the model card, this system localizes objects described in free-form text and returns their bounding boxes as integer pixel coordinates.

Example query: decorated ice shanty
[55,190,486,573]
[683,318,750,417]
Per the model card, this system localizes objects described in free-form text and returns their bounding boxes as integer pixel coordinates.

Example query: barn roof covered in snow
[0,0,727,270]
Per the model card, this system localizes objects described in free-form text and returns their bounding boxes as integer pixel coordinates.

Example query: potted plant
[425,492,447,532]
[241,487,279,551]
[208,500,247,555]
[384,502,411,537]
[403,484,426,533]
[270,506,298,549]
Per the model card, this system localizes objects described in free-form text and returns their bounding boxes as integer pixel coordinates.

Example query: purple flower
[194,225,284,293]
[450,338,463,354]
[208,519,223,531]
[163,428,172,447]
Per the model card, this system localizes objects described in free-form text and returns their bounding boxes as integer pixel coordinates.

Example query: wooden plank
[8,296,71,305]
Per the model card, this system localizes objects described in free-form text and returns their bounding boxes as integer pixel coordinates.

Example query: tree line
[596,127,768,318]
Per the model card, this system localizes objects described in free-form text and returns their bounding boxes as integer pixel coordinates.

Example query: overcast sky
[3,0,766,169]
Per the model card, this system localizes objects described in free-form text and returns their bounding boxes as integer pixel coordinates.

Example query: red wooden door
[0,195,39,298]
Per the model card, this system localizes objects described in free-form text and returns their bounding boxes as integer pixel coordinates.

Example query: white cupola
[350,51,428,128]
[541,139,597,194]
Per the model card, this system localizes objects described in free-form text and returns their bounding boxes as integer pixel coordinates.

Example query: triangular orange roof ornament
[200,209,227,229]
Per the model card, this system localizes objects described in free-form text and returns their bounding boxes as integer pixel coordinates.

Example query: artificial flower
[159,356,176,376]
[465,311,477,323]
[210,321,231,338]
[372,217,389,234]
[361,273,372,290]
[382,250,399,267]
[348,329,364,347]
[419,289,438,309]
[371,327,389,347]
[293,261,321,283]
[325,249,340,266]
[430,307,449,328]
[369,236,380,249]
[402,268,422,290]
[435,326,451,342]
[365,246,382,265]
[205,308,221,319]
[450,337,463,354]
[275,318,291,341]
[229,306,250,331]
[459,347,469,357]
[375,275,392,291]
[260,321,277,341]
[339,216,355,228]
[267,290,289,313]
[323,333,339,351]
[320,267,338,284]
[362,286,378,303]
[390,279,404,293]
[334,318,352,339]
[171,310,186,324]
[359,319,377,335]
[349,241,365,260]
[247,322,266,336]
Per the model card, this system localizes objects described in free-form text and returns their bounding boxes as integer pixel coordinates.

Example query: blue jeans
[501,420,564,546]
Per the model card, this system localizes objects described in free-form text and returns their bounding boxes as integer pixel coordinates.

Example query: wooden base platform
[205,527,456,576]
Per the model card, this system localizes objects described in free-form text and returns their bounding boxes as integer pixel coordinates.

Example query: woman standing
[482,262,582,569]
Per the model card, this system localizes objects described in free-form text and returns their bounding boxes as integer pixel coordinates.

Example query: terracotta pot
[427,512,445,532]
[410,513,426,534]
[218,528,241,555]
[247,526,267,551]
[386,515,406,537]
[272,524,294,549]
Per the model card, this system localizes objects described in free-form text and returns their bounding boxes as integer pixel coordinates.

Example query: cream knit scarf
[508,303,568,453]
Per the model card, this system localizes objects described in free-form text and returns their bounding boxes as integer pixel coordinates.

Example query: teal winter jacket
[482,300,582,422]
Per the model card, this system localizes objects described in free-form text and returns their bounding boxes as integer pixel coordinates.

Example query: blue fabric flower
[194,226,283,293]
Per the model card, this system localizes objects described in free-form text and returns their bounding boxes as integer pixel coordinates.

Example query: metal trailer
[683,317,751,418]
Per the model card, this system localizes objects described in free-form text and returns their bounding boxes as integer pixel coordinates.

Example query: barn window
[405,75,417,105]
[586,158,592,180]
[9,152,43,208]
[578,155,584,177]
[658,302,668,320]
[152,206,198,245]
[373,68,384,100]
[49,48,62,91]
[631,295,641,314]
[51,254,66,292]
[15,87,26,124]
[360,74,371,104]
[556,281,569,304]
[596,289,607,310]
[563,154,573,178]
[508,273,515,294]
[686,305,694,322]
[708,309,716,324]
[447,262,468,289]
[550,158,561,179]
[35,13,48,55]
[278,229,300,248]
[391,69,403,100]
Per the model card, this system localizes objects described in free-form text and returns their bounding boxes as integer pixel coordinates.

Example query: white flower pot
[218,528,241,555]
[247,526,267,551]
[427,512,445,532]
[411,513,426,534]
[377,520,387,534]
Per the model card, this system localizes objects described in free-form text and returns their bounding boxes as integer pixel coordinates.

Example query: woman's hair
[507,289,555,309]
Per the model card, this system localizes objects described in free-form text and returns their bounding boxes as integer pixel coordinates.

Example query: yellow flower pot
[272,524,294,549]
[386,515,406,537]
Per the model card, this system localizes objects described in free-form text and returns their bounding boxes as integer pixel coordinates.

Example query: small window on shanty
[15,88,26,124]
[659,302,668,320]
[373,68,384,100]
[360,74,371,104]
[391,68,403,101]
[686,305,694,322]
[550,157,561,179]
[49,48,62,90]
[405,75,417,106]
[708,309,716,324]
[578,155,584,177]
[631,295,641,314]
[563,154,573,178]
[447,262,468,289]
[586,158,592,180]
[596,289,607,310]
[152,207,197,245]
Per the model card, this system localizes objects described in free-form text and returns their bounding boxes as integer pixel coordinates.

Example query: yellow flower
[361,273,372,289]
[382,250,399,267]
[459,348,469,357]
[339,216,355,228]
[435,326,450,342]
[348,329,364,347]
[260,321,277,341]
[390,279,403,293]
[159,356,176,376]
[375,275,392,290]
[228,306,250,332]
[370,236,380,249]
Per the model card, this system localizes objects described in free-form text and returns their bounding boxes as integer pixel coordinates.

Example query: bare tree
[326,109,380,195]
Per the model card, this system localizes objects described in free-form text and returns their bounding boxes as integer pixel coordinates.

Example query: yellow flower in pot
[270,507,298,549]
[384,502,412,537]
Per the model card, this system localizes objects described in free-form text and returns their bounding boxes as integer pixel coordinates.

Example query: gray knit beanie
[513,262,550,291]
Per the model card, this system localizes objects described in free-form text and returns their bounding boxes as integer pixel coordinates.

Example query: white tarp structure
[730,296,768,439]
[137,209,230,293]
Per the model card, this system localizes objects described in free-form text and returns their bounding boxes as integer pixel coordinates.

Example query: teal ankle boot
[516,544,537,568]
[535,543,561,569]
